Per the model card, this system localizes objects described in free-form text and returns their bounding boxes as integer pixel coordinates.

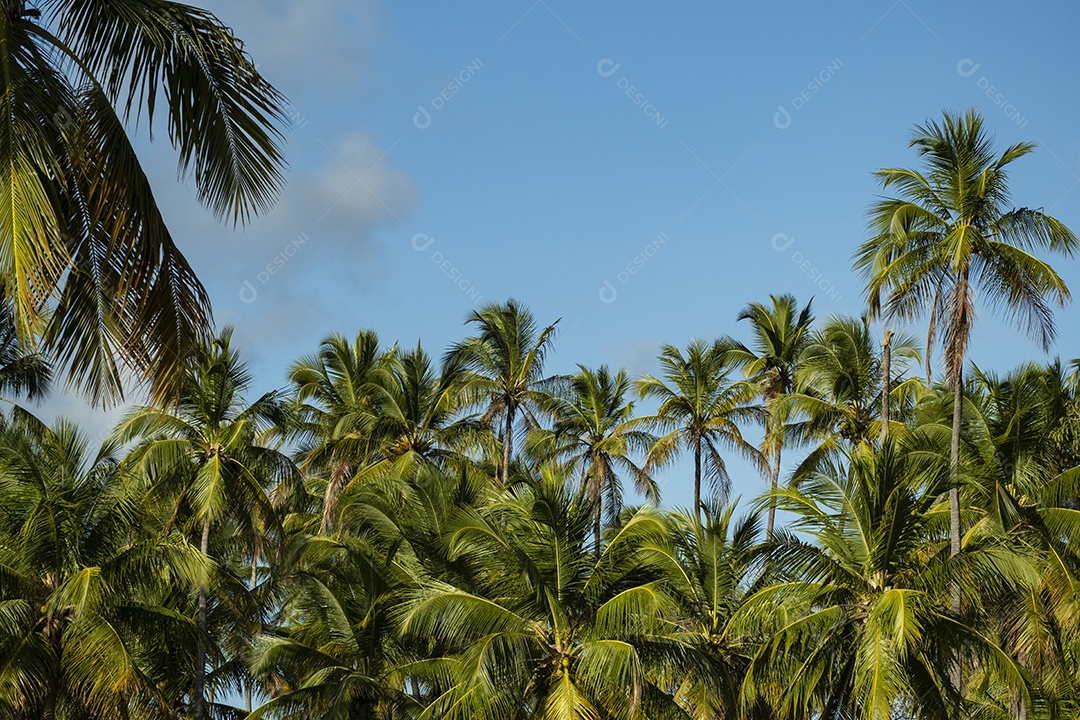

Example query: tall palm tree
[739,441,1036,719]
[787,316,920,478]
[398,465,689,720]
[728,294,814,539]
[114,329,296,720]
[531,364,657,554]
[636,339,761,521]
[1,1,288,403]
[447,299,559,484]
[288,330,392,535]
[854,108,1079,595]
[0,413,208,720]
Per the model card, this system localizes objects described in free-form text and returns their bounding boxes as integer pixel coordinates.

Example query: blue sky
[45,0,1080,510]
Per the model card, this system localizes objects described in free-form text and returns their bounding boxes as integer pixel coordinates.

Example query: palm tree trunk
[949,368,964,698]
[502,407,514,485]
[693,437,702,521]
[246,544,259,713]
[593,458,604,557]
[194,515,211,720]
[880,329,892,444]
[766,430,781,541]
[949,371,963,570]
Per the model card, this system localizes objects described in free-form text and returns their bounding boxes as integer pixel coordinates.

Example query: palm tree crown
[447,299,559,484]
[636,339,761,520]
[1,2,288,403]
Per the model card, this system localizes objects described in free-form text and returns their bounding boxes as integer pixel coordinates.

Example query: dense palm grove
[2,286,1079,718]
[2,2,1080,718]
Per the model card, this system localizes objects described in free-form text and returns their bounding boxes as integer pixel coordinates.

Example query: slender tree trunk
[766,439,781,541]
[194,515,212,720]
[949,371,963,568]
[1009,690,1028,720]
[593,456,604,557]
[949,368,964,698]
[502,406,514,485]
[1009,645,1028,719]
[880,329,893,444]
[693,437,702,521]
[247,544,259,713]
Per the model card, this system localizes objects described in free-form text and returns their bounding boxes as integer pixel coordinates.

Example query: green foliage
[3,107,1080,719]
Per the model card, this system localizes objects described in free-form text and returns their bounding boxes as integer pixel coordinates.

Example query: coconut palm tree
[0,413,208,719]
[787,316,921,478]
[661,503,770,720]
[397,465,689,720]
[956,364,1080,718]
[739,440,1036,719]
[853,108,1079,583]
[728,294,815,539]
[288,330,392,535]
[1,1,288,403]
[530,364,657,554]
[114,329,296,720]
[248,532,418,720]
[361,343,489,486]
[447,299,559,484]
[637,339,762,521]
[0,298,50,402]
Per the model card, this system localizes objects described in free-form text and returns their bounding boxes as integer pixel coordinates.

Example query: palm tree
[636,339,761,521]
[854,109,1079,623]
[728,294,815,539]
[248,532,417,719]
[0,413,208,719]
[662,503,770,720]
[363,343,488,484]
[288,330,392,535]
[0,298,50,402]
[397,465,689,720]
[739,441,1036,719]
[447,299,559,484]
[1,2,288,403]
[530,364,657,554]
[787,316,920,477]
[114,329,296,720]
[956,364,1080,717]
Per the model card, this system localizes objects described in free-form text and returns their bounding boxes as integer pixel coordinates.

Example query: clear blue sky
[45,0,1080,511]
